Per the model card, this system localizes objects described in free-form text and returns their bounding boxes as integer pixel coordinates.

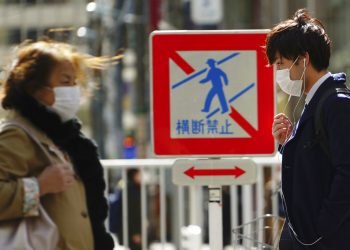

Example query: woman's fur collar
[12,92,82,148]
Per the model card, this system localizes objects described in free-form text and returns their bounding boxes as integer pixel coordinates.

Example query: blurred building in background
[0,0,350,159]
[0,0,87,56]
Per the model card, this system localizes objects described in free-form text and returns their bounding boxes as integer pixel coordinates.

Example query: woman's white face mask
[276,57,306,97]
[48,86,81,122]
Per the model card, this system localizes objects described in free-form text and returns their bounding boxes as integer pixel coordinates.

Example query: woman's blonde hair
[1,39,122,109]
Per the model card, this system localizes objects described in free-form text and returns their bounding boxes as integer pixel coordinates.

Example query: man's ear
[303,52,310,66]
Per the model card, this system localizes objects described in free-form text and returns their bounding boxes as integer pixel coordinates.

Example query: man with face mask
[266,9,350,250]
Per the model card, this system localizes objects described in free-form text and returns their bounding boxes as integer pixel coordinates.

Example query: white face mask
[276,57,306,97]
[48,86,81,122]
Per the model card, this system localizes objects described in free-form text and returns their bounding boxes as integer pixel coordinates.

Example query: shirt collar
[305,72,332,104]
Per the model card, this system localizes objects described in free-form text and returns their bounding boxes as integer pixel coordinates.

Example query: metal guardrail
[101,155,282,250]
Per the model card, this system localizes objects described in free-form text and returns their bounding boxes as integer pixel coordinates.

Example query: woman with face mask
[0,40,119,250]
[267,9,350,250]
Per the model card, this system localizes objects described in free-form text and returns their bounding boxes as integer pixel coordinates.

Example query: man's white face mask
[48,86,81,122]
[276,57,306,97]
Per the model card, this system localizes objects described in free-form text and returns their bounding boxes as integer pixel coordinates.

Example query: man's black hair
[266,8,331,71]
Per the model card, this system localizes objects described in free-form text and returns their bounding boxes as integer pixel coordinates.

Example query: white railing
[101,155,282,250]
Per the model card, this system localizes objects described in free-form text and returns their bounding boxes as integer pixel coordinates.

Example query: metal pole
[208,185,223,250]
[256,165,264,246]
[177,186,185,249]
[242,184,253,248]
[159,168,167,247]
[122,168,129,248]
[111,0,127,158]
[189,185,203,227]
[189,186,198,225]
[141,167,148,250]
[230,185,238,247]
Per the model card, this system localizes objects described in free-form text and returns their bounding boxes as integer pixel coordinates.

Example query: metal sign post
[172,158,257,249]
[208,185,223,249]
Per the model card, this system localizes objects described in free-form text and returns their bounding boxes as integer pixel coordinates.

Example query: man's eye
[276,63,283,67]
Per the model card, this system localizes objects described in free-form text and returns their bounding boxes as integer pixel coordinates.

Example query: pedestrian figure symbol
[200,58,229,114]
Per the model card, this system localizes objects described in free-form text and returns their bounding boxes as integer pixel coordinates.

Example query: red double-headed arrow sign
[184,166,245,179]
[172,159,256,186]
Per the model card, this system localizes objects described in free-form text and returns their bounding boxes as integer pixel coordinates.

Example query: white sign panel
[171,51,257,139]
[172,158,257,186]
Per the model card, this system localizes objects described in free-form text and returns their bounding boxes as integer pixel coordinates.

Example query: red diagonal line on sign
[229,106,258,137]
[169,51,195,75]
